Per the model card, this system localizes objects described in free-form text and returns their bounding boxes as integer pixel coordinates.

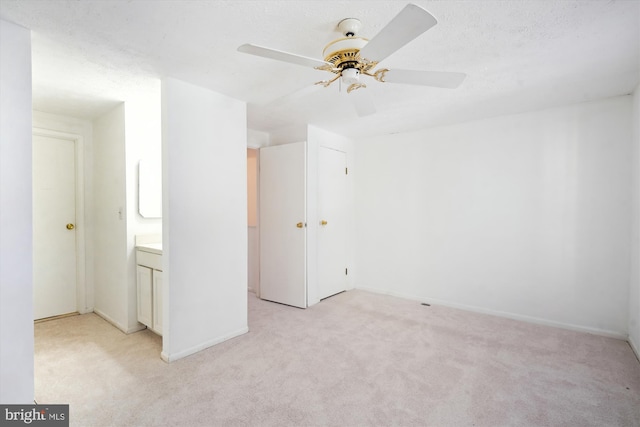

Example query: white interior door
[259,142,307,308]
[317,147,348,300]
[33,133,77,320]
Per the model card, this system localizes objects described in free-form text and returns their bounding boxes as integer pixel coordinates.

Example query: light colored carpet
[34,290,640,426]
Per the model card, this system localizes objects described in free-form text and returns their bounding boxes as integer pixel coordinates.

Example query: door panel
[317,147,347,300]
[259,142,307,308]
[33,134,77,320]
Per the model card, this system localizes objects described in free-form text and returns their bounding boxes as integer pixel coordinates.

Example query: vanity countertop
[136,242,162,255]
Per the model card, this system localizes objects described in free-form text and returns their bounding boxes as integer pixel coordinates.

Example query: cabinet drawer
[136,250,162,270]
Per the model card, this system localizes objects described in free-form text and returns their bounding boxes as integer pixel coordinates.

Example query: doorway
[247,148,259,296]
[32,128,86,320]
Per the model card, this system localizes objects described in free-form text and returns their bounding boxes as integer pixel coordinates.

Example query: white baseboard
[355,286,628,340]
[93,309,128,334]
[126,324,147,334]
[93,309,147,334]
[161,326,249,363]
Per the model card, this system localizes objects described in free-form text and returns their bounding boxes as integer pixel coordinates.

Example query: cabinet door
[152,270,163,336]
[260,142,307,308]
[136,265,153,328]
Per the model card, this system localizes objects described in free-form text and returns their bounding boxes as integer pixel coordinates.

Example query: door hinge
[345,167,348,175]
[345,268,348,275]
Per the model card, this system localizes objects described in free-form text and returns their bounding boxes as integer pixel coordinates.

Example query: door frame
[32,127,88,315]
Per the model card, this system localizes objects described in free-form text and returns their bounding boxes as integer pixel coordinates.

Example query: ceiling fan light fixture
[341,68,360,85]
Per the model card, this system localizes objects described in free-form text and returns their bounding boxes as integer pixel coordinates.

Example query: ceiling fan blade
[359,4,437,63]
[349,88,377,117]
[238,44,332,69]
[381,69,466,88]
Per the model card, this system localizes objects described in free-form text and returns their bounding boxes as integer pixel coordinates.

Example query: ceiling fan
[237,3,466,116]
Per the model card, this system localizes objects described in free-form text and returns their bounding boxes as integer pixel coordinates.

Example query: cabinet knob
[296,222,304,228]
[66,223,75,230]
[320,220,328,226]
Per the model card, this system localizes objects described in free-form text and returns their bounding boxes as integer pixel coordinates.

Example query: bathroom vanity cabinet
[136,243,163,335]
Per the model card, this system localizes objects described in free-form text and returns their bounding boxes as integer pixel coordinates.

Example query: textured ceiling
[1,0,638,138]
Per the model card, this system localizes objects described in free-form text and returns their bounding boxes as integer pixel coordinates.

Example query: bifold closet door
[259,142,307,308]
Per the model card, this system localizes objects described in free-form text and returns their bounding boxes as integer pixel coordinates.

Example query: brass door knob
[320,220,328,226]
[66,223,75,230]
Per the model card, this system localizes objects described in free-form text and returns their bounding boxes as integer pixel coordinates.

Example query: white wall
[32,111,95,312]
[630,84,640,356]
[124,93,162,332]
[91,92,163,334]
[269,124,308,146]
[248,129,269,149]
[355,96,632,338]
[161,77,248,362]
[0,19,34,403]
[92,104,129,332]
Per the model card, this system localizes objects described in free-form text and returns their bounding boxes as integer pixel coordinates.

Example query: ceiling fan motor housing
[322,36,368,71]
